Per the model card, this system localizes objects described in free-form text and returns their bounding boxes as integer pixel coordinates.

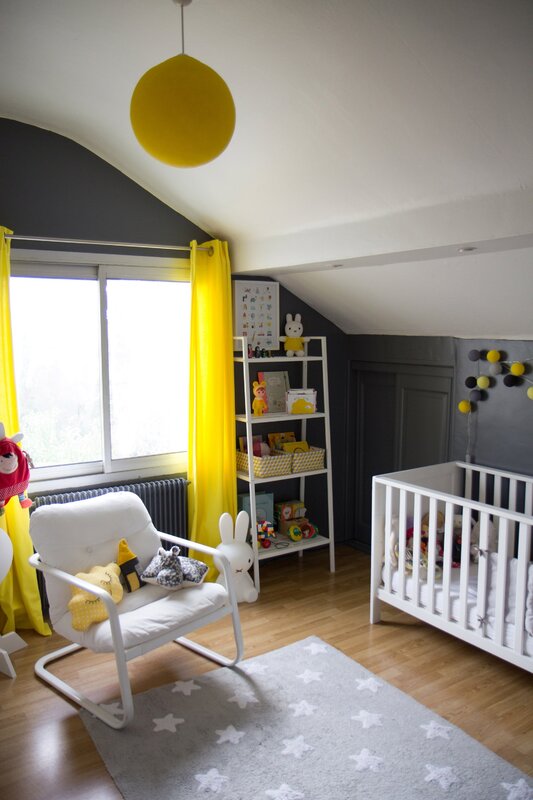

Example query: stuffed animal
[117,538,145,592]
[68,562,123,631]
[215,510,258,603]
[0,422,32,515]
[279,313,309,357]
[141,545,208,589]
[252,380,268,416]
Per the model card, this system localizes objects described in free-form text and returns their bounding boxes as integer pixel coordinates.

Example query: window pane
[107,279,190,459]
[10,277,102,467]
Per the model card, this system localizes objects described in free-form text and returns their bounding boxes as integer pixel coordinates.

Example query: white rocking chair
[28,491,244,729]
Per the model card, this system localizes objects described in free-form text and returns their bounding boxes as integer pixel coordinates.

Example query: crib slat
[464,467,473,501]
[513,521,531,655]
[384,484,393,593]
[459,508,472,629]
[476,512,491,638]
[494,518,510,647]
[398,489,407,600]
[426,498,438,614]
[412,493,422,607]
[509,479,518,513]
[479,472,487,504]
[525,481,533,518]
[442,502,454,621]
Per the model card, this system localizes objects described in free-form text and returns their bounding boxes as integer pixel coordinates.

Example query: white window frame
[10,249,190,494]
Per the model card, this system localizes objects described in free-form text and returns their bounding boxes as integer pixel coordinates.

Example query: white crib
[370,461,533,672]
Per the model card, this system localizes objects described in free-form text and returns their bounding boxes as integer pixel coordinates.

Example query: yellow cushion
[68,563,123,631]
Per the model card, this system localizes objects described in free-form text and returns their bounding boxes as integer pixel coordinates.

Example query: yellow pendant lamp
[130,0,235,168]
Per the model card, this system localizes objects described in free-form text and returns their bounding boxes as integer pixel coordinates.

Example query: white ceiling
[1,0,532,337]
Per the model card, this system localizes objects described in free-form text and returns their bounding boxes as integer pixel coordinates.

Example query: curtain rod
[5,234,211,253]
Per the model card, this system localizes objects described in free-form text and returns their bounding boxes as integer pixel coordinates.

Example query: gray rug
[81,636,532,800]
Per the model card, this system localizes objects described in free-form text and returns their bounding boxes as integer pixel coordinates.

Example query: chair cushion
[53,581,229,653]
[30,492,162,625]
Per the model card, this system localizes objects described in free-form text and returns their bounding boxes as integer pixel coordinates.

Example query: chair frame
[29,531,244,729]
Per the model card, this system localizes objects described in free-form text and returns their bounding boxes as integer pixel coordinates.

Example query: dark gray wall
[348,335,533,477]
[0,118,207,255]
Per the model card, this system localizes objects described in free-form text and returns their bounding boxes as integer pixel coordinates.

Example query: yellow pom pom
[458,400,472,414]
[527,387,533,400]
[477,375,490,389]
[486,350,500,363]
[510,362,525,376]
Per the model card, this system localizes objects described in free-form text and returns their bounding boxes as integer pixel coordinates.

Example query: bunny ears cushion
[141,546,208,590]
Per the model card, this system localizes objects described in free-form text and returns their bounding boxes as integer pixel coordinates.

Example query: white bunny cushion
[215,510,258,603]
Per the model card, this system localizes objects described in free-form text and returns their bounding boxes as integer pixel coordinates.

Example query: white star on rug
[425,764,459,791]
[152,713,185,733]
[501,779,533,800]
[289,700,317,717]
[265,784,305,799]
[351,709,383,729]
[282,735,313,759]
[215,725,245,744]
[349,748,384,772]
[240,660,268,675]
[194,767,229,793]
[171,679,201,696]
[100,701,123,716]
[420,720,452,740]
[228,686,259,709]
[304,641,328,654]
[355,677,382,693]
[296,669,322,684]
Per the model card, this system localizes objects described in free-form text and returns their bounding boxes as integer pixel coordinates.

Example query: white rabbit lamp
[215,510,258,603]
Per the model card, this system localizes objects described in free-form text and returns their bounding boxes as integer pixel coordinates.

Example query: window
[10,253,190,488]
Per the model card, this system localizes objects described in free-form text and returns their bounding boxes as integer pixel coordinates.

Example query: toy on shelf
[0,422,33,515]
[252,380,268,416]
[279,313,309,357]
[274,499,318,541]
[257,520,276,548]
[215,510,258,603]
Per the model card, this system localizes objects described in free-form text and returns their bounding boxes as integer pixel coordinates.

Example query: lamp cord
[180,4,185,54]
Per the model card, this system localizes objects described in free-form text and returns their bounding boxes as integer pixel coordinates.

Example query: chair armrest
[156,533,240,607]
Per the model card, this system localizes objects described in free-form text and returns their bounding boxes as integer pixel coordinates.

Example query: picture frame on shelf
[257,370,290,414]
[233,280,279,350]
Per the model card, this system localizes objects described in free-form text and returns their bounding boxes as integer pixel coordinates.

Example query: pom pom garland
[468,349,481,361]
[486,350,501,363]
[465,376,477,389]
[458,400,472,414]
[476,375,490,389]
[457,347,532,413]
[510,362,525,376]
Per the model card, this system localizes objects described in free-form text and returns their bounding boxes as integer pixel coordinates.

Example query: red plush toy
[0,422,33,515]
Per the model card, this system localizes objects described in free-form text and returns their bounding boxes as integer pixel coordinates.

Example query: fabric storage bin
[274,446,325,473]
[236,450,292,478]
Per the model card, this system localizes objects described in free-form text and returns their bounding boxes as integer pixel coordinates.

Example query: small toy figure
[117,538,145,592]
[279,313,309,357]
[0,422,33,515]
[252,380,268,416]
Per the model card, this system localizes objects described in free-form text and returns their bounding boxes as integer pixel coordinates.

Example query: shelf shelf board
[237,468,328,484]
[234,355,323,363]
[257,533,331,560]
[235,411,326,424]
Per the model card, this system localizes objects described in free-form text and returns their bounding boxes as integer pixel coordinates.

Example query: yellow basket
[279,446,325,473]
[236,450,292,478]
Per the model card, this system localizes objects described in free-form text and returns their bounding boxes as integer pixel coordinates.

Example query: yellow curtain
[0,227,50,635]
[188,239,237,578]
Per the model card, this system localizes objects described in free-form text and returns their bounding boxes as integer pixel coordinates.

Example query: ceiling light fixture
[130,0,236,168]
[457,246,478,254]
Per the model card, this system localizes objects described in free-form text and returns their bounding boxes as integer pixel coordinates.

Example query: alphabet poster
[233,280,279,350]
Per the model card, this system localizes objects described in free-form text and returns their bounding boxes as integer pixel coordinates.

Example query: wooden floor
[1,545,532,799]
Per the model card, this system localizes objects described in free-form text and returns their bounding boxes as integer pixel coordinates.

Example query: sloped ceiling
[1,0,532,336]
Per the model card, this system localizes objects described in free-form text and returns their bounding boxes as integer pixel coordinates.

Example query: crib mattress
[383,567,533,658]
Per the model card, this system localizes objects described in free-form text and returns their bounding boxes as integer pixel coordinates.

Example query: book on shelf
[257,370,290,414]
